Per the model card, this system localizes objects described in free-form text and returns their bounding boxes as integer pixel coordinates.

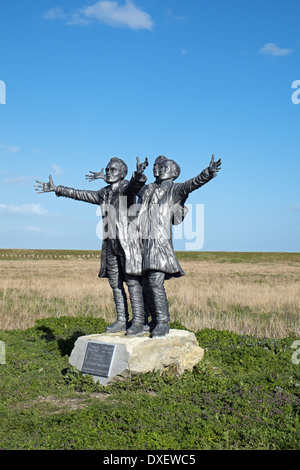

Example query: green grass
[175,251,300,264]
[0,248,100,259]
[0,316,299,450]
[1,249,299,264]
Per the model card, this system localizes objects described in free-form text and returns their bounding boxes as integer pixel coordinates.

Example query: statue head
[105,157,128,184]
[153,155,167,178]
[158,159,181,182]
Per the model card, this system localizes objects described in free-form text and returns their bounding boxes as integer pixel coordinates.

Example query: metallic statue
[35,157,148,336]
[138,156,188,334]
[136,155,221,337]
[35,154,221,338]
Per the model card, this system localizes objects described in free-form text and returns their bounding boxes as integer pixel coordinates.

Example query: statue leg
[142,274,156,331]
[105,241,129,333]
[146,270,170,337]
[125,275,146,336]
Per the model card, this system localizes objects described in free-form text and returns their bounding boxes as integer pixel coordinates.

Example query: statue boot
[105,286,129,333]
[146,272,170,337]
[151,321,170,338]
[126,281,145,336]
[142,275,156,332]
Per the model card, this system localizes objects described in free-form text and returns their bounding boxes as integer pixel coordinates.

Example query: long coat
[55,172,146,278]
[137,167,214,279]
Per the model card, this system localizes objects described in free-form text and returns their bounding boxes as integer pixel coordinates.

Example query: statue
[35,153,221,338]
[35,157,149,336]
[136,154,221,337]
[138,156,189,334]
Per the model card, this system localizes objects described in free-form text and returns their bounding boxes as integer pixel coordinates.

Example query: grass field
[0,249,299,337]
[0,250,299,450]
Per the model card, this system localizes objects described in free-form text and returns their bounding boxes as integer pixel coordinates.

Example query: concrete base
[69,329,204,385]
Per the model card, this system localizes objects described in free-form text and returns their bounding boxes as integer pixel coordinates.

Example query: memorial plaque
[82,341,115,377]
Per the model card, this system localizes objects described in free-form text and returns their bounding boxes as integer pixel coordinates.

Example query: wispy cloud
[0,224,65,237]
[165,8,187,22]
[288,205,300,212]
[51,164,63,175]
[43,1,154,30]
[43,6,66,20]
[0,142,20,153]
[3,175,34,184]
[259,42,292,57]
[0,204,49,216]
[24,225,42,233]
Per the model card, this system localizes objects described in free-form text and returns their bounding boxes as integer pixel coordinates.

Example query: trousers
[105,239,145,324]
[142,270,170,324]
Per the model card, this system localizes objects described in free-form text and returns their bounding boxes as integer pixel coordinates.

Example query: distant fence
[0,251,101,259]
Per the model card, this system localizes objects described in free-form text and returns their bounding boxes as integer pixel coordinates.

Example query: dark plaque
[82,341,115,377]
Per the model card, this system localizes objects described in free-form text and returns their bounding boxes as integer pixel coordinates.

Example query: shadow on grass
[36,325,86,357]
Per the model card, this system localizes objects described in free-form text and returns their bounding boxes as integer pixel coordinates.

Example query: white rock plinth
[69,329,204,385]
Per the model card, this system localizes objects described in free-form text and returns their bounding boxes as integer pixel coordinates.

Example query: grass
[0,316,299,450]
[0,250,299,450]
[0,250,299,337]
[1,248,300,263]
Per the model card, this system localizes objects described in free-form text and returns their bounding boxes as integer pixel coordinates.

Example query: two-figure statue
[35,154,221,337]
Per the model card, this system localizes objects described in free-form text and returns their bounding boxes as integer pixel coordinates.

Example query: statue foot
[148,320,156,332]
[151,323,170,338]
[126,323,144,336]
[105,320,127,333]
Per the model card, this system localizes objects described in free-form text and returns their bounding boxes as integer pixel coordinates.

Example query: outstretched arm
[34,175,56,193]
[85,168,106,182]
[136,156,148,174]
[208,154,222,177]
[35,174,101,204]
[176,154,222,200]
[124,157,148,201]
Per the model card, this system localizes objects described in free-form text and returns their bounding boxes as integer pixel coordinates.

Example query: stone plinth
[69,329,204,385]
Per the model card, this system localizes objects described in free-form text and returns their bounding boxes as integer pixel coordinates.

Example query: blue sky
[0,0,299,251]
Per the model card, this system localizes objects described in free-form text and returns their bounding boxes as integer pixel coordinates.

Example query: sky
[0,0,299,252]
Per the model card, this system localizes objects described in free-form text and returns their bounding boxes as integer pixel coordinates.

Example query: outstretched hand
[85,168,105,182]
[34,175,56,193]
[136,156,148,174]
[208,154,222,177]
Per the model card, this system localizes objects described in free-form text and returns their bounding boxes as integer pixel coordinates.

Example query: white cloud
[165,8,187,22]
[0,142,20,153]
[66,12,90,26]
[0,224,65,237]
[43,6,67,20]
[259,42,292,57]
[44,1,154,30]
[4,175,34,183]
[288,205,300,212]
[0,204,49,216]
[23,225,65,236]
[24,225,42,233]
[51,164,63,175]
[83,0,153,29]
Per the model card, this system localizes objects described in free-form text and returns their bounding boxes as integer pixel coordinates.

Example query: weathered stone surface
[69,329,204,385]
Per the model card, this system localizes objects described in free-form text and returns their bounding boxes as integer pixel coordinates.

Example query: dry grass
[0,255,299,338]
[166,260,300,338]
